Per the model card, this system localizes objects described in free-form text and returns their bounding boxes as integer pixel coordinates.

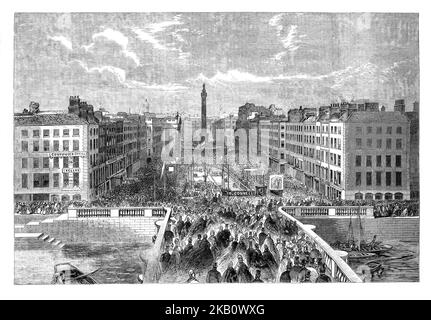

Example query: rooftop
[14,113,96,126]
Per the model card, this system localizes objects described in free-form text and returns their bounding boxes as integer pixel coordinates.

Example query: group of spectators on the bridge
[155,187,332,283]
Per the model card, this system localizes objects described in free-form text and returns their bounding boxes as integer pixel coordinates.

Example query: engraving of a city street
[14,13,419,284]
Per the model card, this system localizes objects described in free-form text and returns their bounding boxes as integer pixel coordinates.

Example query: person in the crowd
[316,265,332,283]
[160,245,171,272]
[279,262,292,283]
[206,262,222,283]
[222,261,238,283]
[253,269,264,283]
[235,255,253,283]
[186,269,199,283]
[258,228,268,247]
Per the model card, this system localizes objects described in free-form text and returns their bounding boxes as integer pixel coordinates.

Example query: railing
[76,208,111,218]
[283,206,374,217]
[69,207,167,219]
[279,207,363,283]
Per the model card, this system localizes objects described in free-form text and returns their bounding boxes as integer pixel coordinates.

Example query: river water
[15,238,419,284]
[15,243,151,285]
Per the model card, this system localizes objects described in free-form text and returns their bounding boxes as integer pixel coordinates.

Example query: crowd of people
[15,201,67,215]
[154,184,332,283]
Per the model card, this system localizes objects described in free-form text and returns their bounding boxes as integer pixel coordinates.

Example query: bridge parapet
[279,207,363,283]
[68,207,167,219]
[282,206,373,218]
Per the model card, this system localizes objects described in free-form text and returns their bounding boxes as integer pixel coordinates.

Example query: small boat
[51,263,98,284]
[348,251,377,261]
[365,244,393,255]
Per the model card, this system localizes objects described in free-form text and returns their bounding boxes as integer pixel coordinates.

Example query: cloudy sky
[14,13,419,116]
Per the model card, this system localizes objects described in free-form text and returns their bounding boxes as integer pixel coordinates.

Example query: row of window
[355,171,403,187]
[355,192,404,200]
[21,156,80,169]
[21,140,80,152]
[355,155,402,168]
[21,128,80,138]
[355,138,403,149]
[355,126,403,135]
[21,172,79,189]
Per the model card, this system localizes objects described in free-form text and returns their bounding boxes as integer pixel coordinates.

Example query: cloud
[90,28,140,66]
[71,59,187,92]
[71,59,126,83]
[131,15,190,61]
[47,35,73,50]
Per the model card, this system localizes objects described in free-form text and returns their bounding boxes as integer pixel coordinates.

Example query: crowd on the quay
[14,201,67,215]
[156,186,332,283]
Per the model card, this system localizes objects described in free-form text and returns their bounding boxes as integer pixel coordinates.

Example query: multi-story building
[406,101,419,199]
[266,101,412,200]
[14,111,98,202]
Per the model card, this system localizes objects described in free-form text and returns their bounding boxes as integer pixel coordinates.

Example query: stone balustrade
[68,207,167,219]
[279,206,363,283]
[282,206,374,218]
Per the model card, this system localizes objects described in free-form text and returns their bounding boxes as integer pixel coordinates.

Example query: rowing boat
[52,263,98,284]
[348,251,377,261]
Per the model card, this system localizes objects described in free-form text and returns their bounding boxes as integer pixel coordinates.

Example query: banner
[269,175,283,191]
[221,189,256,196]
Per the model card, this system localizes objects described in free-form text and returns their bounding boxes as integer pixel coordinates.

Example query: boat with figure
[51,263,99,284]
[331,209,392,259]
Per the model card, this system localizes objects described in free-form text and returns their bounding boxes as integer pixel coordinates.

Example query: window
[73,194,81,201]
[63,173,69,187]
[386,127,392,134]
[396,172,402,186]
[33,141,39,152]
[376,139,382,149]
[355,155,362,167]
[355,192,363,200]
[356,172,362,186]
[21,141,28,152]
[53,157,59,168]
[33,157,39,169]
[63,157,69,168]
[396,126,402,134]
[63,140,69,151]
[43,140,50,151]
[73,156,79,168]
[43,157,49,169]
[396,155,401,167]
[49,174,58,189]
[376,172,382,186]
[377,127,382,134]
[53,140,59,151]
[367,126,372,134]
[33,130,40,138]
[385,193,393,200]
[21,130,28,138]
[386,172,392,186]
[396,139,402,150]
[356,127,362,134]
[375,193,383,200]
[367,139,372,147]
[337,155,341,167]
[366,172,372,186]
[386,155,391,167]
[366,155,372,167]
[73,173,79,187]
[73,140,79,151]
[73,129,80,137]
[21,158,27,169]
[376,155,382,167]
[395,192,403,200]
[21,174,28,188]
[356,138,362,148]
[53,129,60,137]
[43,129,49,137]
[365,193,373,200]
[63,129,69,137]
[33,173,49,188]
[386,139,392,149]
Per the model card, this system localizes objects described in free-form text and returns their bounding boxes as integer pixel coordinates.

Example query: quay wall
[24,217,161,245]
[297,216,419,243]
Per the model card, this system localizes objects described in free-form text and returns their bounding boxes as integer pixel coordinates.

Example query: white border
[1,0,429,300]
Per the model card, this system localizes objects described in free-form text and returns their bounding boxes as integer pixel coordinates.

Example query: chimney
[381,105,386,112]
[413,101,419,113]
